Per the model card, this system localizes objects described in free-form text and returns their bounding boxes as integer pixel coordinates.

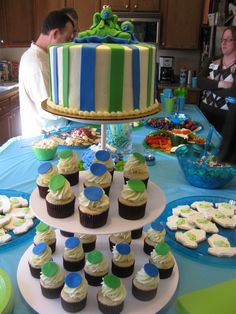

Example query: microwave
[116,12,160,44]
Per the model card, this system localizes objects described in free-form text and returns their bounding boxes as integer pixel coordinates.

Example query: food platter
[158,195,236,267]
[17,230,179,314]
[30,172,166,235]
[0,189,39,251]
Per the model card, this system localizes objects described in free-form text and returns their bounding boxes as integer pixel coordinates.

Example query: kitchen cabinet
[0,89,21,145]
[159,0,203,49]
[73,0,101,31]
[100,0,160,12]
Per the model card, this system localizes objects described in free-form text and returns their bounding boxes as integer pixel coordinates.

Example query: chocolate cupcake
[76,233,97,252]
[36,162,57,198]
[97,274,126,314]
[132,263,160,301]
[46,174,75,218]
[109,232,132,252]
[63,237,85,271]
[112,243,135,278]
[84,250,108,286]
[93,150,115,179]
[28,242,52,279]
[143,221,166,255]
[40,261,64,299]
[150,242,175,279]
[118,179,147,220]
[131,227,143,239]
[60,230,74,237]
[61,273,88,312]
[124,152,149,187]
[83,163,112,196]
[57,149,79,186]
[78,186,109,228]
[34,222,56,253]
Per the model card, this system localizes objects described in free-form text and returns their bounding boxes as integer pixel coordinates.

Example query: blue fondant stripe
[52,46,59,104]
[126,45,140,109]
[80,44,100,111]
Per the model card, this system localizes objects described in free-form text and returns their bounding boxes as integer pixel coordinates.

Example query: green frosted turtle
[78,5,131,39]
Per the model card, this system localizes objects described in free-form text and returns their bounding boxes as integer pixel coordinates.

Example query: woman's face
[221,29,236,56]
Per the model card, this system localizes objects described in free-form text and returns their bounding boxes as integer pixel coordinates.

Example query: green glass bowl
[32,145,58,161]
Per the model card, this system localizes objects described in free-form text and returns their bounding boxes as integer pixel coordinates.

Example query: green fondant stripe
[106,44,124,112]
[62,45,69,107]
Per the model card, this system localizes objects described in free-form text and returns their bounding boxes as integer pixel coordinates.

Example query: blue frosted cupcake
[61,273,88,312]
[143,221,166,255]
[63,237,85,271]
[93,150,115,179]
[112,243,135,278]
[28,242,52,278]
[36,162,57,198]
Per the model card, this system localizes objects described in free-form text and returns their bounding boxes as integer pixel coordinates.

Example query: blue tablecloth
[0,105,235,314]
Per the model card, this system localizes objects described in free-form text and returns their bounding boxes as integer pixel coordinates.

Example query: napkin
[176,279,236,314]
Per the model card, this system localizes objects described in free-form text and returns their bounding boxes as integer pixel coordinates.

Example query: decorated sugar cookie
[207,234,236,257]
[9,196,28,208]
[208,234,231,248]
[4,217,34,235]
[188,213,219,233]
[166,215,193,231]
[215,202,236,217]
[172,205,196,218]
[0,195,11,214]
[0,214,11,228]
[211,212,235,229]
[0,228,12,244]
[8,207,35,219]
[175,229,206,249]
[191,201,214,211]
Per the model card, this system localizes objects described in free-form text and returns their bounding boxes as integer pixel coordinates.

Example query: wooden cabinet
[73,0,101,31]
[159,0,203,49]
[0,89,21,145]
[100,0,160,12]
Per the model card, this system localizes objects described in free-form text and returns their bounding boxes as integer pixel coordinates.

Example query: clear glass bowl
[175,144,236,189]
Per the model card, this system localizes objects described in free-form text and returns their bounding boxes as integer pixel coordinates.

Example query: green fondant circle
[58,149,73,159]
[42,261,58,277]
[103,274,121,289]
[128,179,145,193]
[36,222,49,233]
[49,174,65,192]
[133,152,145,163]
[155,242,170,256]
[87,250,103,264]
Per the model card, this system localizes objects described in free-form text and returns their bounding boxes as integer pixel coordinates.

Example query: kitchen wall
[0,47,201,79]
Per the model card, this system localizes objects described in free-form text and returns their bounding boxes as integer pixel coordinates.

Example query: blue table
[0,105,235,314]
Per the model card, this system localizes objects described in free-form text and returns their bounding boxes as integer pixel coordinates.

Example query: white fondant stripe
[139,46,149,110]
[57,47,63,105]
[69,45,82,108]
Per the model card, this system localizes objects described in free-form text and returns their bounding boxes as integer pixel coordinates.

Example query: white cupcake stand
[17,102,179,313]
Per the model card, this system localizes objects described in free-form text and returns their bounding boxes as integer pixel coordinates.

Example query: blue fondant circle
[90,163,107,176]
[65,272,82,288]
[65,237,80,249]
[116,242,130,255]
[151,221,164,232]
[144,263,159,277]
[38,162,52,174]
[84,186,103,201]
[33,242,47,255]
[95,150,110,162]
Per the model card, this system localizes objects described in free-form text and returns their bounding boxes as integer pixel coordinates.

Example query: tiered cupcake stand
[17,107,179,313]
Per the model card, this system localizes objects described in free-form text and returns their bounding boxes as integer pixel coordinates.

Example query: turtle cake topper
[75,5,138,43]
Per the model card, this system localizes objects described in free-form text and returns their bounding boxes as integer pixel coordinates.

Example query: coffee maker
[159,56,174,83]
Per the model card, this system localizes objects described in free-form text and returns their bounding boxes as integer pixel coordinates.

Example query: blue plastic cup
[192,77,197,88]
[160,93,165,105]
[177,96,186,111]
[163,88,173,98]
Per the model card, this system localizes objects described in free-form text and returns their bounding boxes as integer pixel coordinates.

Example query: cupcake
[150,242,175,279]
[40,261,64,299]
[112,243,135,278]
[97,274,126,314]
[63,237,85,271]
[57,149,79,186]
[143,221,166,255]
[36,162,57,198]
[109,232,132,251]
[76,233,97,252]
[124,152,149,187]
[60,230,74,237]
[34,222,57,253]
[78,186,109,228]
[83,163,112,196]
[84,250,109,286]
[131,227,143,239]
[118,179,147,220]
[132,263,160,301]
[93,150,115,179]
[28,242,52,278]
[46,174,75,218]
[61,273,88,312]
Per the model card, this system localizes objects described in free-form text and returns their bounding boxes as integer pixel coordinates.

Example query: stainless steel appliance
[116,12,160,44]
[159,56,174,82]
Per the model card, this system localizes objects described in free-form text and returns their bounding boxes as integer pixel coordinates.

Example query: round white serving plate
[17,230,179,314]
[30,171,166,235]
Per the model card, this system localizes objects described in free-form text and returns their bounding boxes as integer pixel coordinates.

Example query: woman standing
[198,26,236,134]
